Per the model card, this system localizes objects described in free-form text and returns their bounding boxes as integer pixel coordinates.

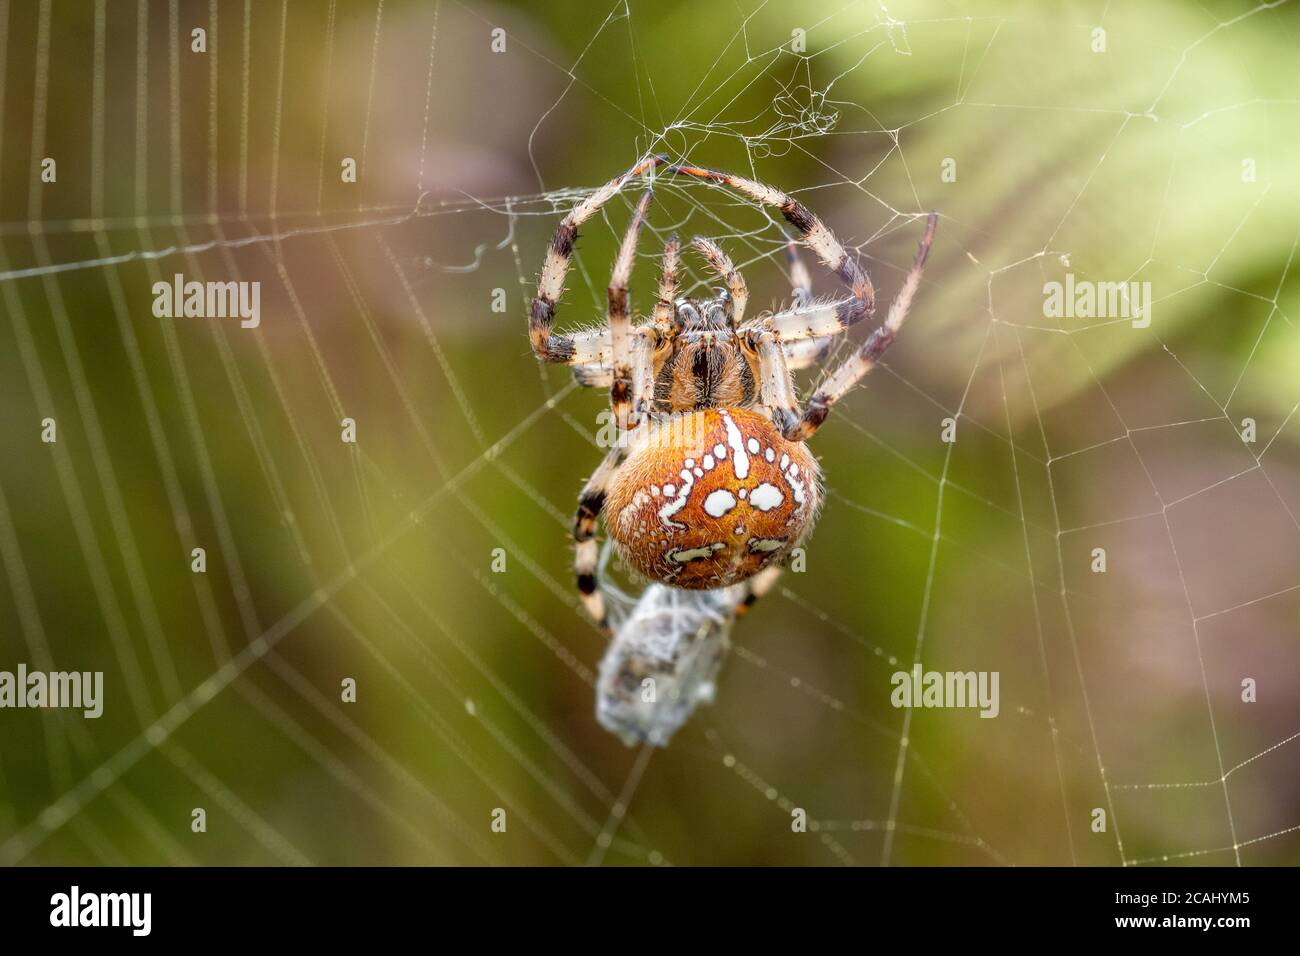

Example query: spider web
[0,0,1297,867]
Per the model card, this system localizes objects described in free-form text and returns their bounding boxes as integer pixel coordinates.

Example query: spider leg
[585,237,673,409]
[583,230,675,398]
[783,335,835,370]
[572,362,613,388]
[780,240,834,368]
[528,154,665,363]
[560,328,613,365]
[787,239,814,308]
[786,212,938,441]
[668,162,875,335]
[733,564,784,618]
[608,189,654,431]
[634,235,683,421]
[574,348,653,398]
[752,299,853,343]
[754,331,802,436]
[574,446,625,633]
[691,237,749,327]
[629,329,657,423]
[651,235,681,333]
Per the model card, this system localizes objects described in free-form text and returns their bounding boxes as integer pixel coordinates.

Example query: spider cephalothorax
[528,155,937,630]
[650,293,757,413]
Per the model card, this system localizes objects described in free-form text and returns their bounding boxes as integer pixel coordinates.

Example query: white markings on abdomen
[783,462,807,509]
[703,489,738,517]
[719,411,750,480]
[748,482,784,512]
[657,467,696,530]
[668,542,725,563]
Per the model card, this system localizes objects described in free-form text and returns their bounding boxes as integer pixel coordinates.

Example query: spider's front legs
[608,189,654,431]
[668,162,875,334]
[574,446,625,633]
[568,327,655,404]
[528,154,665,364]
[786,213,938,441]
[692,237,748,326]
[652,235,681,332]
[756,213,939,443]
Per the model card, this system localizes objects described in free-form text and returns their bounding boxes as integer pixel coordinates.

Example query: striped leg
[651,235,681,333]
[781,241,833,368]
[668,163,875,335]
[734,564,784,618]
[691,237,748,327]
[788,212,938,441]
[563,328,613,365]
[787,239,813,307]
[573,328,655,393]
[572,363,613,388]
[582,236,669,411]
[629,329,657,424]
[631,235,683,421]
[763,300,854,342]
[609,189,654,431]
[783,335,835,370]
[754,332,801,437]
[528,155,664,363]
[574,446,625,633]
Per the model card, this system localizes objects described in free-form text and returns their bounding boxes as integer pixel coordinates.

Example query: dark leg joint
[793,399,829,440]
[541,335,575,363]
[551,222,578,258]
[607,286,628,315]
[780,200,816,235]
[574,493,604,538]
[862,326,895,362]
[529,296,554,330]
[772,406,799,436]
[834,297,869,329]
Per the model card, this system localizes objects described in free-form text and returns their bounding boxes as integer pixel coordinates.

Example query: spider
[528,155,937,633]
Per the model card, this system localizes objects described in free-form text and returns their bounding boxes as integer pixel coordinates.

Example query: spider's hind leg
[574,446,626,633]
[734,564,784,618]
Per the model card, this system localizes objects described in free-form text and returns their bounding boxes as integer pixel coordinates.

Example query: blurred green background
[0,0,1297,866]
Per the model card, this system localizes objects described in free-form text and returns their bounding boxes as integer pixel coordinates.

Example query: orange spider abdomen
[605,408,823,590]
